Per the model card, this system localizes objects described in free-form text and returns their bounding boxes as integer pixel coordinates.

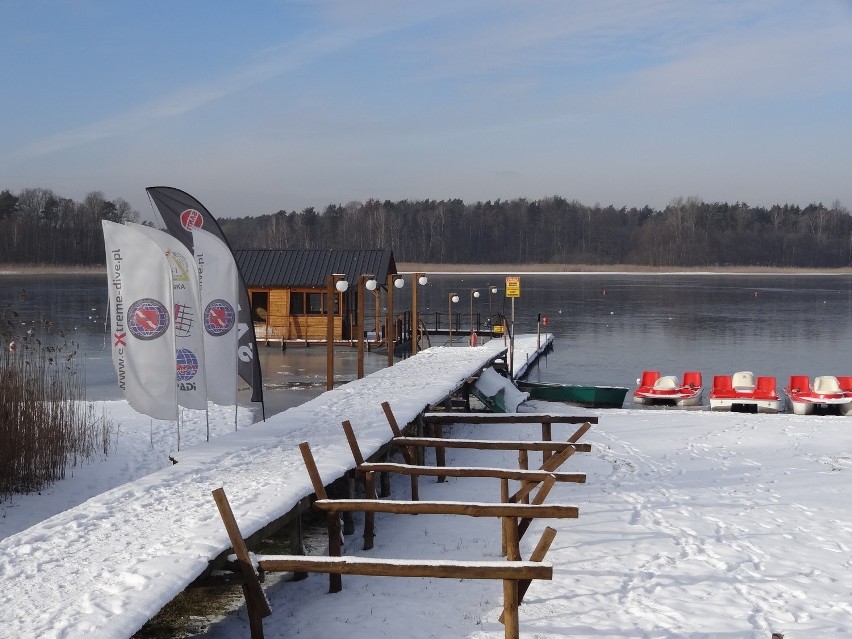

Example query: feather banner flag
[146,187,264,413]
[129,223,208,410]
[102,221,178,421]
[192,228,239,407]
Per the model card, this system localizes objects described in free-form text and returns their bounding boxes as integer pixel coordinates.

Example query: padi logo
[176,348,199,390]
[127,299,170,340]
[204,299,236,336]
[180,208,204,231]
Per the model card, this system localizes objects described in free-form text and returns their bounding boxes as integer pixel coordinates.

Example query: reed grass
[1,301,113,500]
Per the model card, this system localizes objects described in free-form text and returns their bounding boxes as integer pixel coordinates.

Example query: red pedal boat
[709,371,780,413]
[633,371,703,407]
[784,375,852,415]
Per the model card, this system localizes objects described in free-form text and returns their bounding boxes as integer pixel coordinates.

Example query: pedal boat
[709,371,780,413]
[784,375,852,416]
[633,371,703,407]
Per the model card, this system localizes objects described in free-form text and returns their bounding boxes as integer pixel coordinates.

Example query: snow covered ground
[3,334,852,638]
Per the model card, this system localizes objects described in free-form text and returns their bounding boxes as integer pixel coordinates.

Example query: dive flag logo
[204,299,236,336]
[127,299,170,340]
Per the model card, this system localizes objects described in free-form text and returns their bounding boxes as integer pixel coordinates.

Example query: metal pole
[357,275,371,379]
[326,274,335,391]
[386,274,395,367]
[509,296,515,376]
[412,272,424,355]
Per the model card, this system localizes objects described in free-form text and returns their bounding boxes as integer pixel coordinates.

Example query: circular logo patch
[180,208,204,231]
[175,348,199,381]
[127,298,170,340]
[204,299,236,336]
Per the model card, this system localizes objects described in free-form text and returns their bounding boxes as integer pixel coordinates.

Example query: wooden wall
[251,288,346,342]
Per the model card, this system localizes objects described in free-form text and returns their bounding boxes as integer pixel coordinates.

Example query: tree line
[1,187,850,267]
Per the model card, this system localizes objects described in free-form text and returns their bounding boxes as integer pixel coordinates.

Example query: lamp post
[357,275,377,379]
[386,274,405,367]
[469,289,480,343]
[488,285,498,339]
[448,292,459,345]
[411,272,427,355]
[326,273,348,391]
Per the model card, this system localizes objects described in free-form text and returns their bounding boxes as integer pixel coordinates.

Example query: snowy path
[0,337,536,639]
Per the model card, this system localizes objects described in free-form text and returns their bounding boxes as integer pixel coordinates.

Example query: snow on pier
[0,334,550,639]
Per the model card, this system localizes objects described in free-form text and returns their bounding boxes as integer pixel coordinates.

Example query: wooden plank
[358,462,585,483]
[298,441,328,499]
[394,436,591,453]
[256,555,553,581]
[211,488,273,625]
[313,499,578,518]
[382,401,419,498]
[422,412,598,425]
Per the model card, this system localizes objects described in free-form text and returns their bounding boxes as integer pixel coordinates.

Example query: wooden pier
[0,334,561,638]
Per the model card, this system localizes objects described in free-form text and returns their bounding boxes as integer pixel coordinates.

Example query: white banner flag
[102,221,178,420]
[192,228,239,407]
[128,223,208,410]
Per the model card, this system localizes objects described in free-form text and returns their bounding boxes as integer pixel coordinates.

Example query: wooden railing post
[381,401,419,499]
[211,488,272,638]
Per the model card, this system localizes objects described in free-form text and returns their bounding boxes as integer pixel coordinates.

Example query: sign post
[505,277,520,375]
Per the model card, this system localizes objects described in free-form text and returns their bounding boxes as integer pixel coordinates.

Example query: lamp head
[451,294,459,304]
[394,277,404,289]
[418,275,428,286]
[365,278,377,291]
[335,280,349,293]
[473,290,480,298]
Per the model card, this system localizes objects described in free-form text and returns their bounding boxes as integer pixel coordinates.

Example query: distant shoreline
[2,262,851,276]
[396,263,852,275]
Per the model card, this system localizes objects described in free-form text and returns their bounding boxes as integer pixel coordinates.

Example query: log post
[341,420,376,549]
[541,421,552,463]
[518,449,529,504]
[433,422,446,482]
[502,578,520,639]
[286,513,308,581]
[381,401,419,499]
[211,488,272,638]
[499,526,557,624]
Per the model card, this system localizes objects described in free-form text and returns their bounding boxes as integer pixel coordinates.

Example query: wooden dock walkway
[0,334,555,639]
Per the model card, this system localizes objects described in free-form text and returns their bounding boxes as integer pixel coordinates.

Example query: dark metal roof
[234,249,397,288]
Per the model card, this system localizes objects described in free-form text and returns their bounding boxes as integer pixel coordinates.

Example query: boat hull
[708,397,780,413]
[785,394,852,416]
[633,391,703,407]
[519,382,627,408]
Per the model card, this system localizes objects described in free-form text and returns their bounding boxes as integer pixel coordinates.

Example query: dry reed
[1,300,113,500]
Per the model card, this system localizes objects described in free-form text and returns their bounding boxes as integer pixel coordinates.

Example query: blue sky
[3,1,852,221]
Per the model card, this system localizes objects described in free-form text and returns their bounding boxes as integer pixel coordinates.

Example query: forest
[1,187,851,268]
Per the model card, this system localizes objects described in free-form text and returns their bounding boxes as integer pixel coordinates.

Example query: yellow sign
[505,276,520,298]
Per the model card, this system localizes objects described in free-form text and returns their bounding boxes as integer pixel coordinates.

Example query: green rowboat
[518,381,628,408]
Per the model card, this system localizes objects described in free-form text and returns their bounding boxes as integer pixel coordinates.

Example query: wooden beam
[211,488,273,637]
[381,401,419,498]
[313,498,578,518]
[298,441,328,499]
[256,555,552,581]
[422,412,598,425]
[358,462,585,484]
[394,436,591,453]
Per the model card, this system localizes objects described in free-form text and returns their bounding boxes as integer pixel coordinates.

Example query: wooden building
[234,249,397,344]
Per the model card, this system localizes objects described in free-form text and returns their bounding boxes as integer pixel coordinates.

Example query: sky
[3,0,852,222]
